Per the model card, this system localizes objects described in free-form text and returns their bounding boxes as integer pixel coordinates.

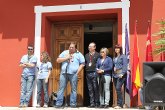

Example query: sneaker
[36,104,40,108]
[138,105,145,109]
[99,105,104,108]
[43,104,48,108]
[104,105,109,108]
[145,106,152,110]
[23,103,28,107]
[55,105,62,108]
[19,104,24,108]
[114,106,122,109]
[95,104,99,108]
[88,104,95,108]
[70,105,77,108]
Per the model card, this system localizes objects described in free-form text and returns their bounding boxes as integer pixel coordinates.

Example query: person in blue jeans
[139,83,153,110]
[55,42,85,108]
[113,44,127,109]
[19,44,37,107]
[36,51,52,108]
[96,47,113,108]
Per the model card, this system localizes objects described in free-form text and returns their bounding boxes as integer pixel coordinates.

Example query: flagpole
[135,20,139,107]
[146,20,153,62]
[124,23,131,108]
[131,20,141,107]
[160,18,165,61]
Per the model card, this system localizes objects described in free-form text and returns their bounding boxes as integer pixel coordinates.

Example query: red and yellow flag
[132,21,141,97]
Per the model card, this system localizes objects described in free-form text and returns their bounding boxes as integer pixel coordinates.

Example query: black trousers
[86,72,99,105]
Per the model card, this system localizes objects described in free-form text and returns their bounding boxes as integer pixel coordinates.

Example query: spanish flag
[132,21,141,97]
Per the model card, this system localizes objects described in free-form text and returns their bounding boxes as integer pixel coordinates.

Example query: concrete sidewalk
[0,107,142,110]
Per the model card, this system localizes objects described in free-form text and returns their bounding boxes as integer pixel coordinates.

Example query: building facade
[0,0,164,106]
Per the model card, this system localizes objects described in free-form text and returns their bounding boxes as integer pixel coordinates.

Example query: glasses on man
[28,48,33,51]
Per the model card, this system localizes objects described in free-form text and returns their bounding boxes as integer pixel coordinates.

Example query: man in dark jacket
[85,42,100,108]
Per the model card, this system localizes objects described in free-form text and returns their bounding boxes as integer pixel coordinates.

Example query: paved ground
[0,107,143,110]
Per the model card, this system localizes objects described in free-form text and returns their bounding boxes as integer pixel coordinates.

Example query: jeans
[86,72,99,105]
[56,73,78,106]
[20,75,35,105]
[113,77,126,107]
[100,75,111,105]
[139,88,152,110]
[139,88,143,104]
[37,79,49,104]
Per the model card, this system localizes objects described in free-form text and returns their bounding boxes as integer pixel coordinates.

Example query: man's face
[69,44,76,53]
[88,43,96,52]
[27,46,34,55]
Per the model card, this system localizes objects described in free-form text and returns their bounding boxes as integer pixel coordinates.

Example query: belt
[114,69,122,74]
[86,71,95,73]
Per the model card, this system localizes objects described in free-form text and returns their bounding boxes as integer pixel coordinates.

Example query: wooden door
[50,23,84,106]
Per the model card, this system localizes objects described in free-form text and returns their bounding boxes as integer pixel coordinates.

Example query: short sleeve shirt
[20,54,37,76]
[37,61,52,79]
[59,50,85,74]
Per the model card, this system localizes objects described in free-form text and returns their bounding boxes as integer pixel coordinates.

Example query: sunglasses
[28,48,33,50]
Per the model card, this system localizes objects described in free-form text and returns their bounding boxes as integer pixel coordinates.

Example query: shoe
[114,106,122,109]
[23,103,28,107]
[55,105,62,108]
[88,104,95,108]
[104,105,109,108]
[36,104,40,108]
[19,104,24,108]
[145,106,153,110]
[70,105,77,108]
[123,104,128,108]
[43,104,48,108]
[95,104,99,108]
[99,105,104,108]
[138,105,145,109]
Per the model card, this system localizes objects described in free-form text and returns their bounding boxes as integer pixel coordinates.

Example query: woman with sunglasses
[96,47,113,108]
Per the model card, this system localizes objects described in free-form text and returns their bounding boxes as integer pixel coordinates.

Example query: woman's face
[100,49,106,57]
[40,54,44,61]
[115,48,120,54]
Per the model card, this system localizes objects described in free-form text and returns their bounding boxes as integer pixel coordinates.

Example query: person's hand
[22,63,27,67]
[114,67,116,72]
[119,74,123,78]
[97,69,104,74]
[20,63,27,68]
[45,78,48,83]
[140,83,143,88]
[66,54,71,60]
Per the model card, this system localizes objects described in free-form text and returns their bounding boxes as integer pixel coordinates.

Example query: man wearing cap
[19,44,37,107]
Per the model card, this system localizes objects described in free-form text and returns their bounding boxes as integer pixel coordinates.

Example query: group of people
[19,44,52,108]
[19,42,128,109]
[84,42,127,109]
[55,42,128,109]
